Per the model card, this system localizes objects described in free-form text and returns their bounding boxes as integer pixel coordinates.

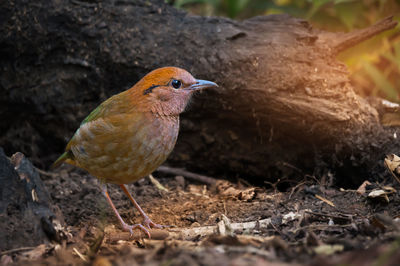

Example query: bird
[52,67,218,237]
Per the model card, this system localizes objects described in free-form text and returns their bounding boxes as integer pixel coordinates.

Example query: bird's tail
[51,150,74,169]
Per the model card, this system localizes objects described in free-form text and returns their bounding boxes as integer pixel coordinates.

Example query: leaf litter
[4,163,400,266]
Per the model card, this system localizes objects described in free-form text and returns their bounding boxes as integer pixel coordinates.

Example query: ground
[2,164,400,265]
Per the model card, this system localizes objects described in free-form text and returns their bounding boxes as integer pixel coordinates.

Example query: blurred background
[169,0,400,103]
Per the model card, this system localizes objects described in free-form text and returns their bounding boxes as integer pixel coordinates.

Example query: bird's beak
[189,79,218,90]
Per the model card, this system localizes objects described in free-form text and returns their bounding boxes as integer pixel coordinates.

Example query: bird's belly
[74,116,179,184]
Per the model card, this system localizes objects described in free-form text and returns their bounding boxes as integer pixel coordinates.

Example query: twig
[156,166,217,185]
[263,179,280,193]
[388,169,400,185]
[0,246,37,256]
[304,210,352,221]
[288,180,307,200]
[330,16,398,54]
[72,247,88,262]
[292,223,354,233]
[315,194,335,207]
[269,220,285,239]
[34,167,58,178]
[168,218,272,240]
[148,174,169,192]
[107,229,169,242]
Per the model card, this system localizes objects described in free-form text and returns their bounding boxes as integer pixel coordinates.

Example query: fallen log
[0,0,398,186]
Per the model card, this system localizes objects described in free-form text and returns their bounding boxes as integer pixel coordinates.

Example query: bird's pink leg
[101,185,151,238]
[119,184,164,230]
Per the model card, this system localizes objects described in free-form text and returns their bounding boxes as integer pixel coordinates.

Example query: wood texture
[0,149,64,250]
[0,0,398,186]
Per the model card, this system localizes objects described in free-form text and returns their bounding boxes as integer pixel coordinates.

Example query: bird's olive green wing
[51,104,106,168]
[80,103,104,126]
[51,150,74,169]
[80,91,133,126]
[51,91,134,168]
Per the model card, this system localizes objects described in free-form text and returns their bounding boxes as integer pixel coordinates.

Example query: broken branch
[330,16,398,54]
[106,229,169,242]
[156,166,217,185]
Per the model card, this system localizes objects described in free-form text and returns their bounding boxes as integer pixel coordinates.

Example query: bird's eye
[171,79,182,89]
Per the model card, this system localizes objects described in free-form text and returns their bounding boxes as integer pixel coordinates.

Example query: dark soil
[3,164,400,265]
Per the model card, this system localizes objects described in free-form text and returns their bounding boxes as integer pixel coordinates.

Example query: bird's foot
[121,222,151,238]
[143,216,168,230]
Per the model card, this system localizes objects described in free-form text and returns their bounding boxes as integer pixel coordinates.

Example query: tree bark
[0,149,64,250]
[0,0,398,186]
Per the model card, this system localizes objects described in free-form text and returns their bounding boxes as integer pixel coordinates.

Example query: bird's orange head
[128,67,218,116]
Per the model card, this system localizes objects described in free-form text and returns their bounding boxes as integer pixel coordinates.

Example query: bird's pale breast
[70,112,179,184]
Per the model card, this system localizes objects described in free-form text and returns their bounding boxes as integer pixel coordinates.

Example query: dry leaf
[238,188,256,201]
[356,181,372,195]
[384,154,400,184]
[216,181,256,201]
[368,190,389,203]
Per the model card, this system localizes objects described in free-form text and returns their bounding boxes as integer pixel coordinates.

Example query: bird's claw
[120,216,168,239]
[121,222,151,238]
[143,217,168,230]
